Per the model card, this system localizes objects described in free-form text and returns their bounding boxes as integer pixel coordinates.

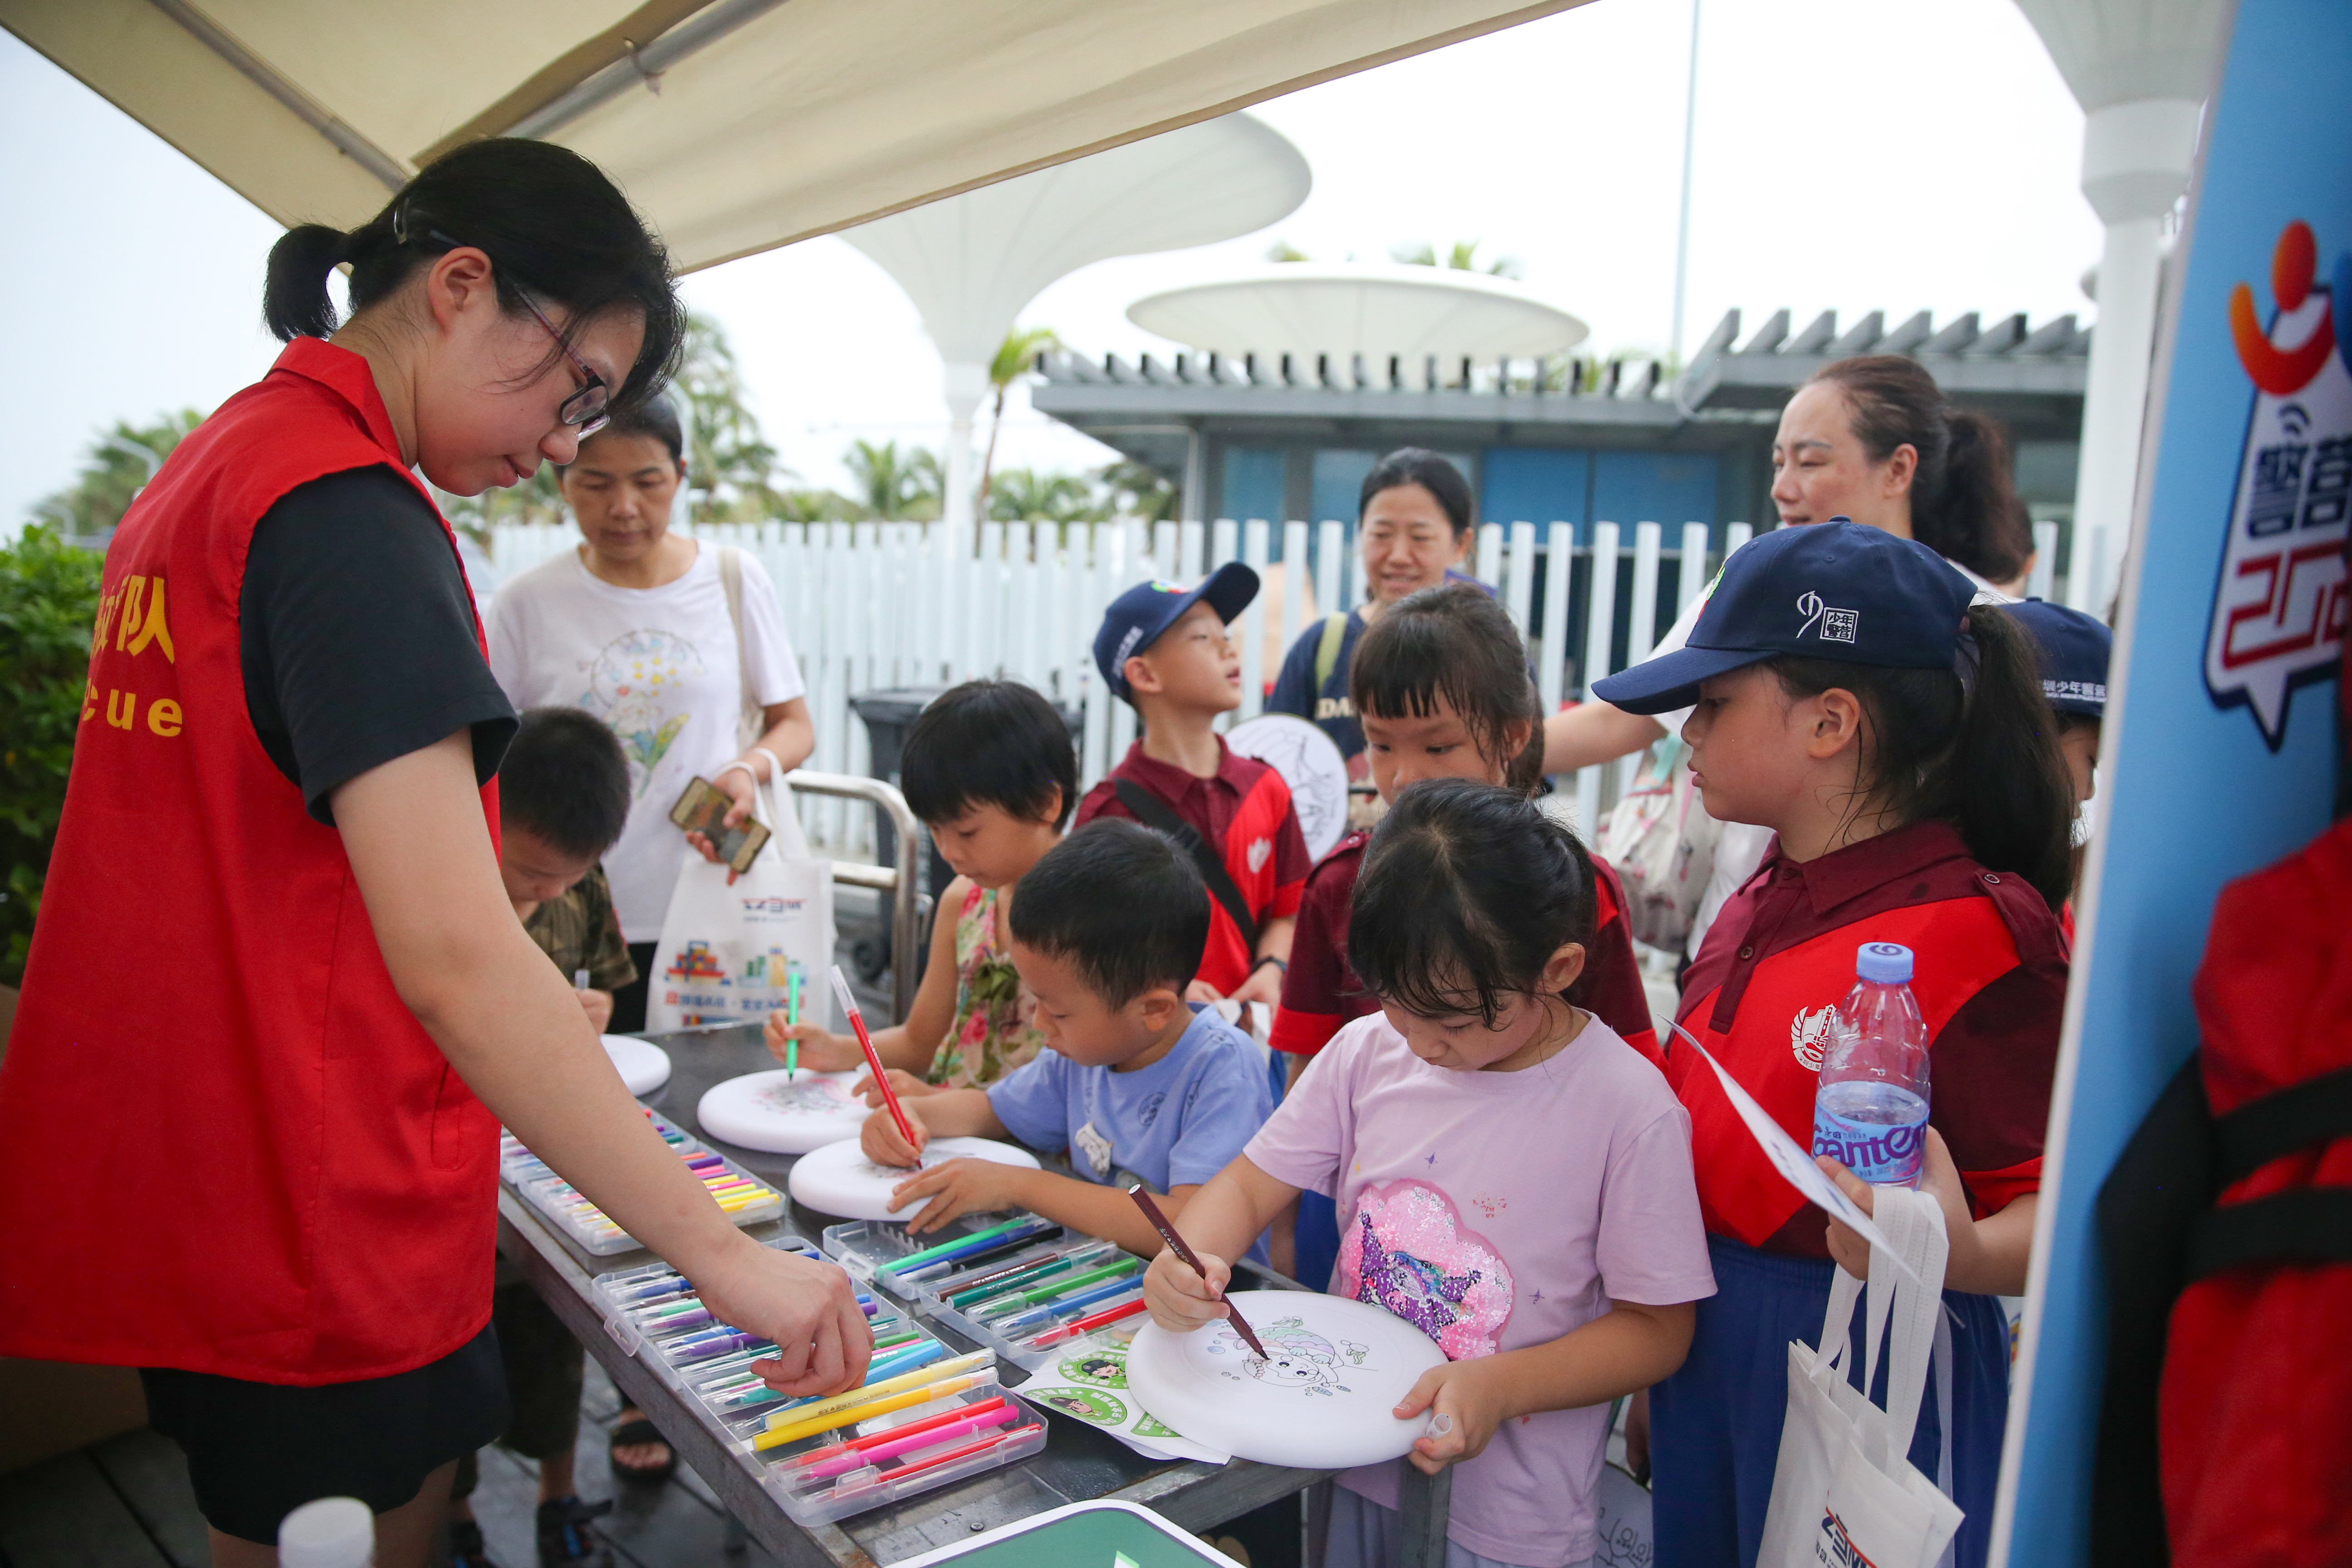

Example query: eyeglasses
[516,294,611,437]
[398,210,612,437]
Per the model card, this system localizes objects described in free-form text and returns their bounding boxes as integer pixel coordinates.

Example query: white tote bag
[646,774,837,1033]
[1757,1186,1965,1568]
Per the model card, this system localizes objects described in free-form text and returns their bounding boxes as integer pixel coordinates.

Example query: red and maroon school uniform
[1648,820,2067,1568]
[1074,739,1310,994]
[1269,832,1664,1063]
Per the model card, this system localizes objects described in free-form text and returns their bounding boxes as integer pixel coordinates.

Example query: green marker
[880,1215,1048,1275]
[974,1258,1140,1317]
[785,971,801,1079]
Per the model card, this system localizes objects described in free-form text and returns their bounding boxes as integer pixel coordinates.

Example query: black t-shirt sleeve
[240,466,516,823]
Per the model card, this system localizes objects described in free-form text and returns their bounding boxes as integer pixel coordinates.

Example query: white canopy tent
[839,113,1310,545]
[1,0,1581,273]
[1127,263,1590,361]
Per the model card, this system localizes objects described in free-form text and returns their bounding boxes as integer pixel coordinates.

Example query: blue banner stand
[1993,1,2352,1560]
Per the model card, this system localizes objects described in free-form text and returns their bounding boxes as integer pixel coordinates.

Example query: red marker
[1127,1184,1270,1360]
[831,965,918,1154]
[1023,1294,1150,1350]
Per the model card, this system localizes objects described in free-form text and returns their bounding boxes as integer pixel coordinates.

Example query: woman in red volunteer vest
[1590,523,2073,1568]
[0,139,868,1562]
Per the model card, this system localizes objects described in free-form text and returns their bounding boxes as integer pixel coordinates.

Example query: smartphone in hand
[668,776,774,873]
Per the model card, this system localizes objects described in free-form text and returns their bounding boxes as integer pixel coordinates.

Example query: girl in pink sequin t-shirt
[1144,781,1715,1568]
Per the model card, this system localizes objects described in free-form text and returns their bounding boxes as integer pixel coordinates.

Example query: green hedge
[0,526,104,986]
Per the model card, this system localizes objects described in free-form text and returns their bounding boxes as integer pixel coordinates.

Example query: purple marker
[670,1331,771,1361]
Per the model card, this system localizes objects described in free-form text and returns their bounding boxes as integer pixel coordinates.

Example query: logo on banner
[2205,220,2352,749]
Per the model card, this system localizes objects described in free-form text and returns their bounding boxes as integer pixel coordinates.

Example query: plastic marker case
[905,1233,1147,1371]
[500,1112,784,1255]
[588,1243,1043,1524]
[819,1212,1053,1295]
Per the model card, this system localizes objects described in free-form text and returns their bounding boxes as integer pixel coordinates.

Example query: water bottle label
[1811,1104,1926,1186]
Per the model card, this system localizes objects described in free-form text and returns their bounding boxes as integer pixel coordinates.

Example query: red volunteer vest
[1670,827,2052,1249]
[0,339,502,1384]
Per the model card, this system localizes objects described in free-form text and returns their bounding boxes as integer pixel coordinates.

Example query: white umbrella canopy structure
[1128,263,1590,363]
[839,113,1310,541]
[2009,0,2231,612]
[3,0,1583,273]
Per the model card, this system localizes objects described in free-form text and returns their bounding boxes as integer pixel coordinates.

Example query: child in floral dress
[768,681,1066,1093]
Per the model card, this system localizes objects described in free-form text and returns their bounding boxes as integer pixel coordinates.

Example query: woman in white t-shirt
[487,395,814,1032]
[1544,354,2035,962]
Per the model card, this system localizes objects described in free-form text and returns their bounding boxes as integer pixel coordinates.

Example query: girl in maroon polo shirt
[1270,585,1661,1292]
[1590,523,2073,1568]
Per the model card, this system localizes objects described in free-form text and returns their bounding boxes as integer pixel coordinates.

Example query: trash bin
[850,686,1081,982]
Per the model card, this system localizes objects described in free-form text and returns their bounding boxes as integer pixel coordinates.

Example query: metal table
[496,1021,1341,1567]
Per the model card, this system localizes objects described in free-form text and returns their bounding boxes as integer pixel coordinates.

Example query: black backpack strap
[2188,1188,2352,1279]
[1113,778,1258,953]
[2213,1065,2352,1187]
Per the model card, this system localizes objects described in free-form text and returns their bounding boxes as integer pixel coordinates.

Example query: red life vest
[0,339,502,1384]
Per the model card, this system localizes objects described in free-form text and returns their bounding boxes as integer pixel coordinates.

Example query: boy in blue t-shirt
[858,819,1273,1259]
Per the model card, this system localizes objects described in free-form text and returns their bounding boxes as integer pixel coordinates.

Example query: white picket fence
[484,516,1767,855]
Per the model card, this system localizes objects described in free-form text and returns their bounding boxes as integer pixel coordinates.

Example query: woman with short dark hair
[1265,447,1481,768]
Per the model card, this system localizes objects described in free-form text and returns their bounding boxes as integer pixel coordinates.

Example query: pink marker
[793,1403,1020,1481]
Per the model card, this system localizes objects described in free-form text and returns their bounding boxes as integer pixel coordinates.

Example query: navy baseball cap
[1593,521,1976,715]
[2006,598,2111,718]
[1093,561,1260,698]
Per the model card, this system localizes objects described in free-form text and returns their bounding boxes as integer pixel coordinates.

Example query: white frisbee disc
[1225,713,1351,861]
[785,1136,1042,1221]
[1125,1292,1446,1469]
[602,1035,672,1097]
[696,1068,870,1153]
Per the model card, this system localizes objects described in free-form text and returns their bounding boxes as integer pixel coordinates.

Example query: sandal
[608,1412,677,1485]
[448,1518,503,1568]
[536,1494,614,1568]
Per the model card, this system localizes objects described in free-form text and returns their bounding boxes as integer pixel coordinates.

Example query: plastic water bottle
[1810,941,1931,1188]
[279,1497,373,1567]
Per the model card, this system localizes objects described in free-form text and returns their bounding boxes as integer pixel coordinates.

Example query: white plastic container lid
[279,1497,373,1567]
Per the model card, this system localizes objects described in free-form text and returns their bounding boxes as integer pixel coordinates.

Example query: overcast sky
[0,0,2097,521]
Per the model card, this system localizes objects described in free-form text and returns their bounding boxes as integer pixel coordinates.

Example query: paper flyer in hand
[1661,1018,1921,1282]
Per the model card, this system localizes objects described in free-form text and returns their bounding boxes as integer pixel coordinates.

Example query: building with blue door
[1031,305,2089,568]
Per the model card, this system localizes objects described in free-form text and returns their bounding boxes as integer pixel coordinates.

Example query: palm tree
[976,325,1062,513]
[1389,239,1526,281]
[29,411,204,538]
[1097,461,1178,523]
[673,313,789,522]
[985,467,1107,526]
[843,439,944,520]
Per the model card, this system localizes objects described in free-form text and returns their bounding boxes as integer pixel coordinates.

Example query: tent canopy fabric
[4,0,1582,273]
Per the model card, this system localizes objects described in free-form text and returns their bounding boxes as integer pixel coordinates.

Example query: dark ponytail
[260,138,685,410]
[1810,356,2034,585]
[1769,604,2074,909]
[1350,584,1544,794]
[1349,778,1599,1024]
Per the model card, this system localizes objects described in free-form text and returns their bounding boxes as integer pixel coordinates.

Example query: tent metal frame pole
[506,0,793,139]
[144,0,409,190]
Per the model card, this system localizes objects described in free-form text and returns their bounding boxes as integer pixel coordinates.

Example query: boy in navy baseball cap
[2004,598,2111,812]
[1076,561,1310,1011]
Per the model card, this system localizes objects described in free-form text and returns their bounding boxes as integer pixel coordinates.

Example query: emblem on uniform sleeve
[2204,220,2352,750]
[1791,1004,1838,1071]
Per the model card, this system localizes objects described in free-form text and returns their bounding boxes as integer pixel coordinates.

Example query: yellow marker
[752,1374,995,1451]
[750,1351,995,1443]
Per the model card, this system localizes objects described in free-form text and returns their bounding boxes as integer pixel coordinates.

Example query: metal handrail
[782,769,925,1022]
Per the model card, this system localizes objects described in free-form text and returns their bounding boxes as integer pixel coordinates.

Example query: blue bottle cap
[1855,941,1914,985]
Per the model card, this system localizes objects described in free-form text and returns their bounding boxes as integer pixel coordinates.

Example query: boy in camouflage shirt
[451,708,637,1568]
